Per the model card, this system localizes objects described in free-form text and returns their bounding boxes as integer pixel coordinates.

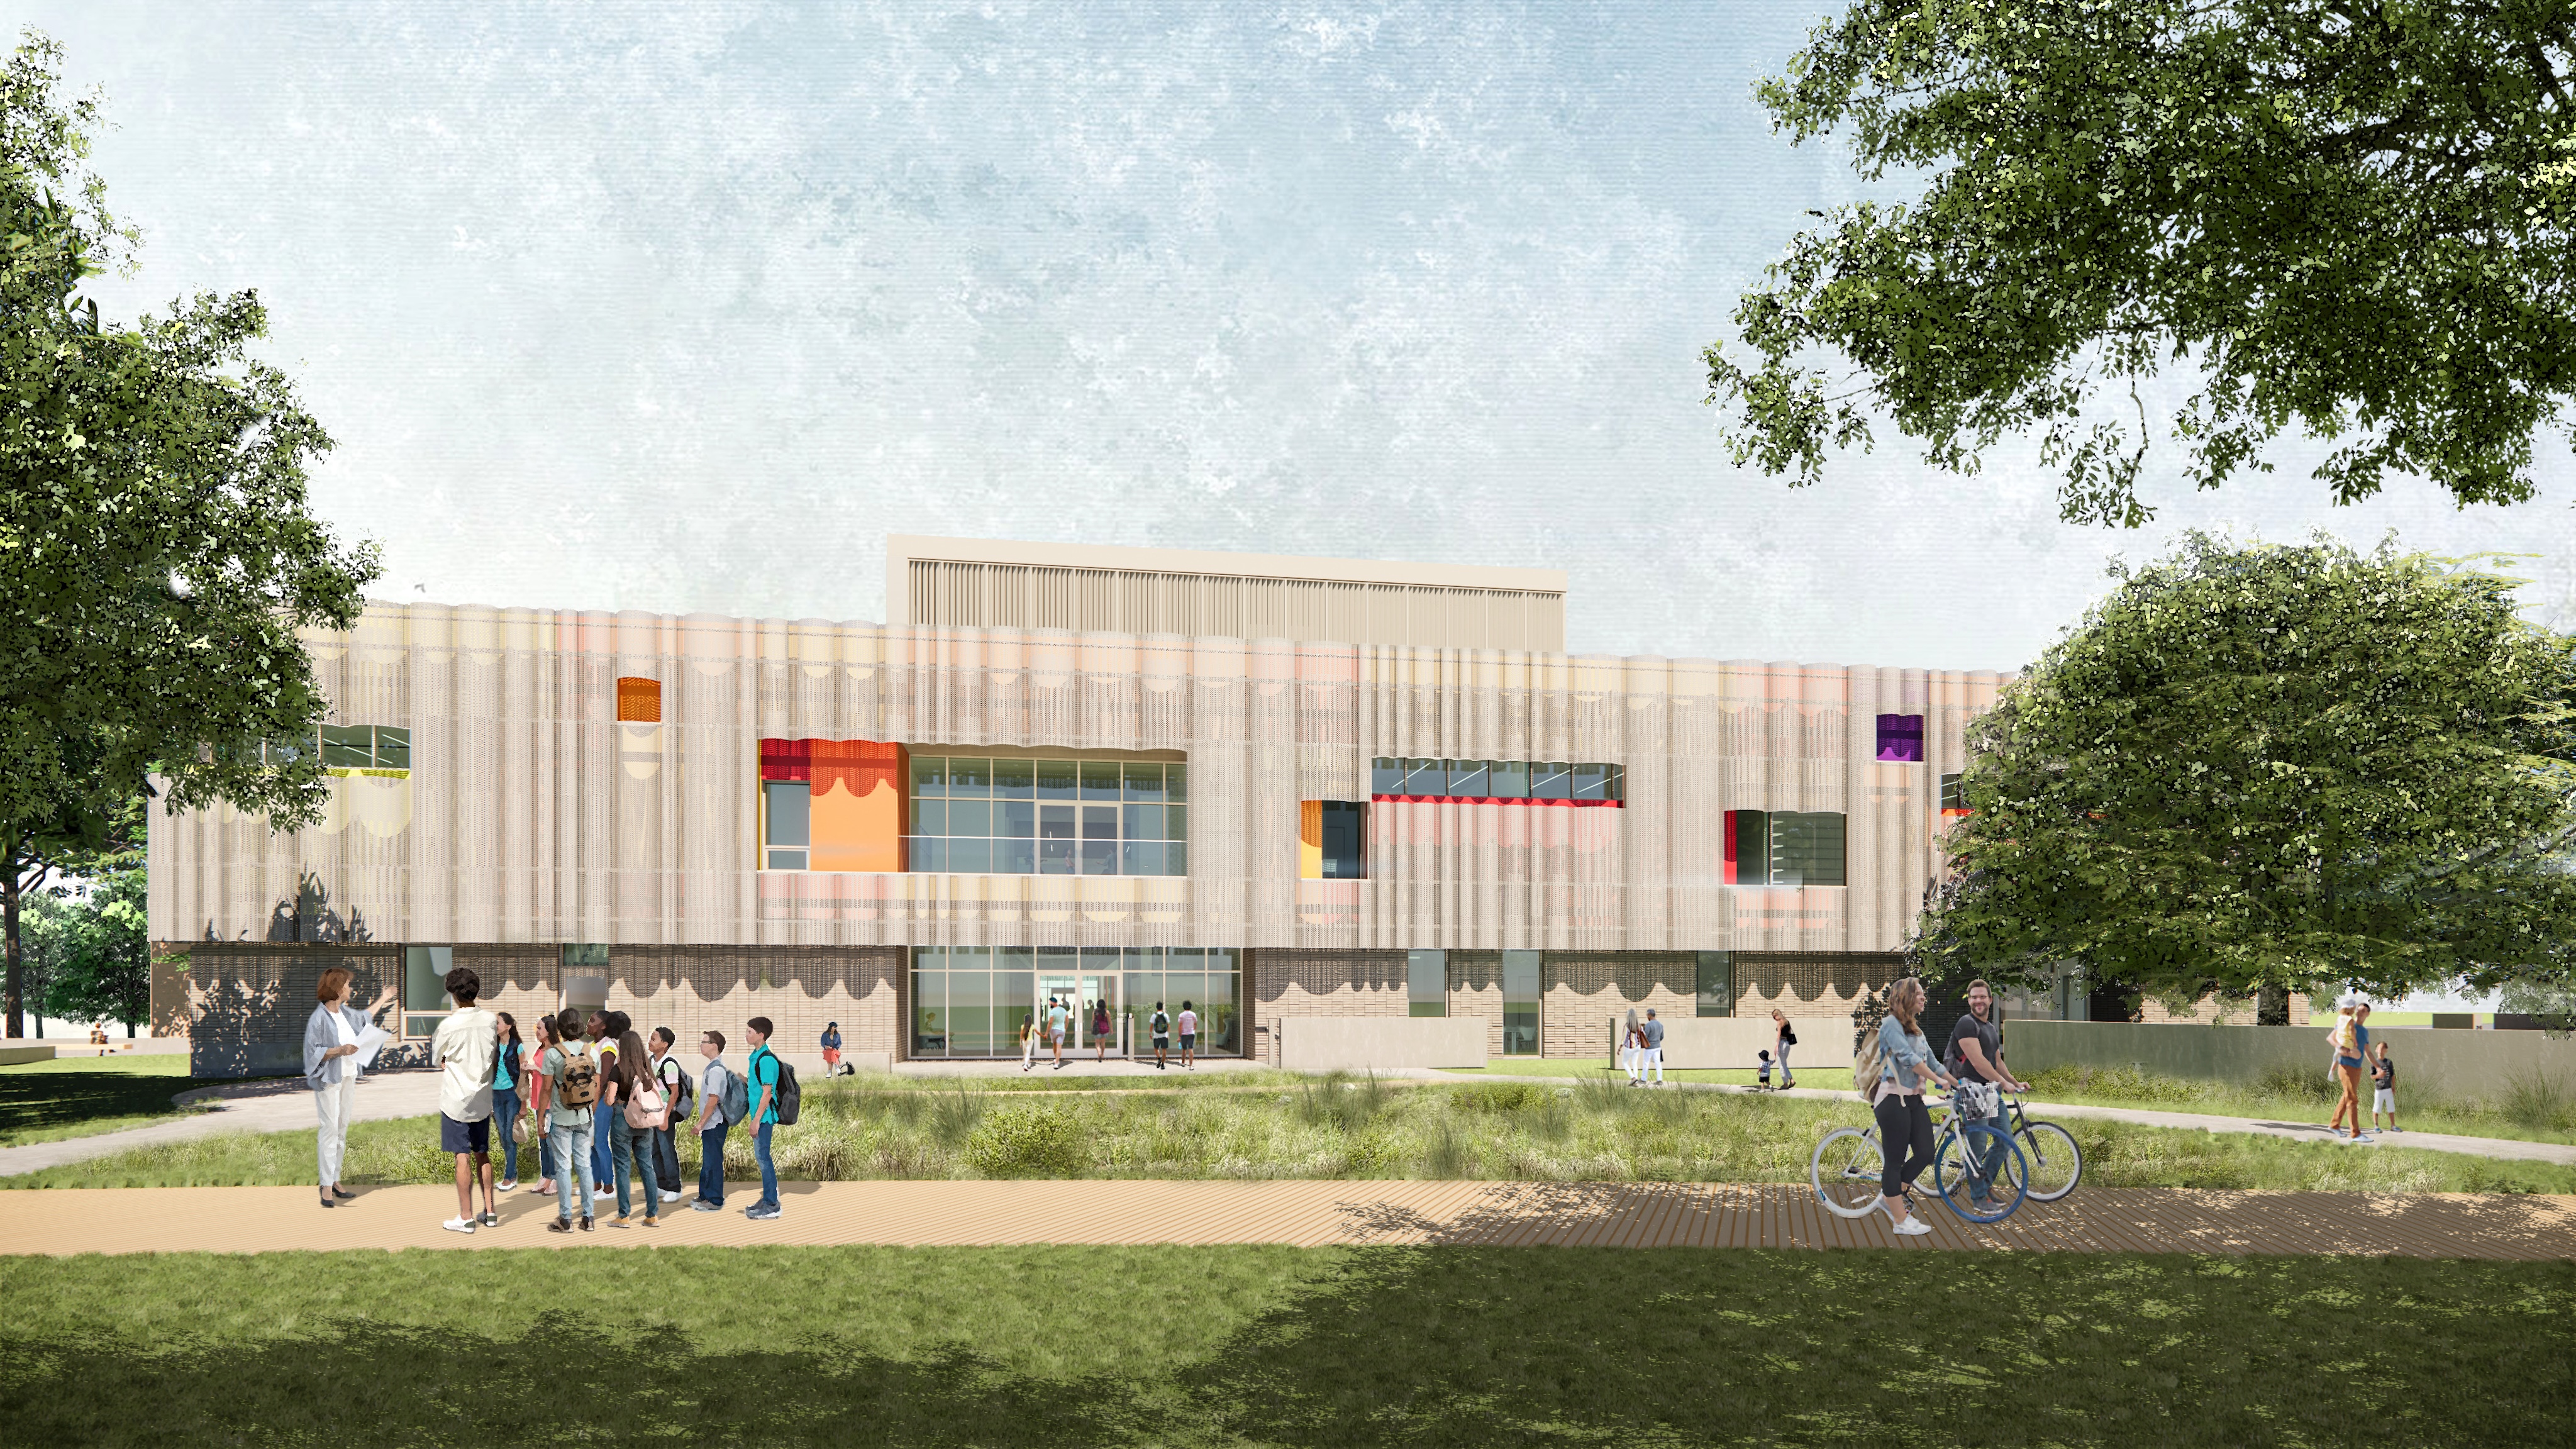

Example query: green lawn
[0,1053,226,1148]
[17,1075,2572,1194]
[0,1245,2563,1446]
[2023,1062,2576,1146]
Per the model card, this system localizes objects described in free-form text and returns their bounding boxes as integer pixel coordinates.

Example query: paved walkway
[2,1179,2567,1258]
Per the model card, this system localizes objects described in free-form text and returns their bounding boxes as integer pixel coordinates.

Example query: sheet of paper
[352,1024,393,1070]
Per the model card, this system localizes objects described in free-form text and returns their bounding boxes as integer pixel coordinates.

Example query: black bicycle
[1993,1088,2084,1201]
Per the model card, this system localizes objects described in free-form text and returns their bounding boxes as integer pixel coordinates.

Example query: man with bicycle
[1943,979,2029,1210]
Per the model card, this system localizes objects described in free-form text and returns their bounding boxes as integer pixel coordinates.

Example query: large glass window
[1407,949,1448,1018]
[1319,801,1365,879]
[1367,757,1619,805]
[912,945,1238,1058]
[903,755,1186,876]
[1724,810,1848,887]
[1501,950,1540,1054]
[1696,951,1734,1018]
[763,781,811,870]
[402,945,452,1040]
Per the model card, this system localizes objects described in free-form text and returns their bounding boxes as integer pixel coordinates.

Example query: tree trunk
[2257,984,2290,1026]
[3,860,20,1039]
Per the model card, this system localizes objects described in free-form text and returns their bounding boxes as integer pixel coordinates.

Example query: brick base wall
[1542,951,1697,1058]
[184,944,405,1079]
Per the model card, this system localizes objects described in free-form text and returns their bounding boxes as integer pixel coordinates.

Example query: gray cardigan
[303,1002,375,1091]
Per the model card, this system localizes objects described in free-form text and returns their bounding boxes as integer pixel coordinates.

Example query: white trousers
[314,1075,357,1188]
[1640,1047,1664,1083]
[1621,1044,1639,1080]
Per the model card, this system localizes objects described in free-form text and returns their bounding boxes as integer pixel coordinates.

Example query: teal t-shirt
[493,1047,515,1092]
[748,1045,781,1125]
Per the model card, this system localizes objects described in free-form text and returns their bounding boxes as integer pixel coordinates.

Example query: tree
[0,30,379,1035]
[1704,3,2576,526]
[1910,534,2576,1009]
[40,853,150,1035]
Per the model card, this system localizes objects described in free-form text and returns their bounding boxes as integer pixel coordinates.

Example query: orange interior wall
[1298,799,1323,880]
[809,740,908,873]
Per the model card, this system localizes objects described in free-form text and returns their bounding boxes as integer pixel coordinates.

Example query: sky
[28,0,2576,674]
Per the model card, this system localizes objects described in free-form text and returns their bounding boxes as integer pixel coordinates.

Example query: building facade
[150,539,2006,1077]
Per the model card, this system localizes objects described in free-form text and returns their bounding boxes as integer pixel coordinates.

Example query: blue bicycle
[1810,1084,2029,1223]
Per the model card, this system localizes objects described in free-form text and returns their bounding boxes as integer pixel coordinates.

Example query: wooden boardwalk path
[4,1180,2568,1258]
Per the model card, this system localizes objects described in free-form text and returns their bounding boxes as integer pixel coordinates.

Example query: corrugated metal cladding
[907,558,1565,654]
[147,601,2003,955]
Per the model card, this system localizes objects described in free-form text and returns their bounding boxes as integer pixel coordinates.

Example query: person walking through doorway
[1178,1000,1199,1070]
[1150,1001,1171,1070]
[1092,999,1113,1063]
[1047,996,1071,1069]
[1019,1014,1038,1073]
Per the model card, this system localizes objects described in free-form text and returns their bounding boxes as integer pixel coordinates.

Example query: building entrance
[1036,971,1120,1057]
[909,945,1238,1058]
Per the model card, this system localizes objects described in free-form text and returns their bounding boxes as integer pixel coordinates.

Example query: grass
[2024,1062,2576,1146]
[0,1053,227,1148]
[1440,1058,1858,1089]
[0,1245,2565,1446]
[16,1074,2573,1194]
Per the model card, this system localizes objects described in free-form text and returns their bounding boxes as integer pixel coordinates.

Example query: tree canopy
[1704,1,2576,526]
[1911,534,2576,1008]
[0,30,377,1034]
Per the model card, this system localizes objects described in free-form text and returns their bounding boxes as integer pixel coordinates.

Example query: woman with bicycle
[1870,977,1956,1236]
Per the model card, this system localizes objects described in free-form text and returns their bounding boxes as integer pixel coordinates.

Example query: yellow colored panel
[1299,799,1323,880]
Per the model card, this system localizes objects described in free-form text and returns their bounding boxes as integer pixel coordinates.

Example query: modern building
[151,536,2011,1077]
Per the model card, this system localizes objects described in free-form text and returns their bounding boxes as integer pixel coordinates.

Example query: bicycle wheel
[1933,1121,2027,1223]
[1810,1126,1884,1218]
[2014,1120,2083,1202]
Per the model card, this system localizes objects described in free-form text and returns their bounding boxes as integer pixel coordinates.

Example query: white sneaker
[1890,1218,1934,1236]
[441,1216,477,1235]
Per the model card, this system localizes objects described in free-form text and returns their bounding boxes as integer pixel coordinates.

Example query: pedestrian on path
[1756,1050,1775,1090]
[1178,1001,1198,1069]
[648,1027,688,1196]
[2371,1041,2401,1134]
[1638,1009,1666,1085]
[1622,1008,1641,1084]
[303,966,394,1211]
[537,1008,600,1233]
[491,1013,525,1192]
[694,1030,732,1211]
[743,1016,784,1221]
[1866,977,1957,1238]
[1941,978,2026,1209]
[1048,996,1070,1069]
[528,1015,560,1197]
[1019,1014,1038,1073]
[821,1021,843,1077]
[600,1027,664,1227]
[1772,1009,1798,1089]
[1150,1001,1171,1070]
[1092,999,1113,1063]
[2328,1001,2374,1143]
[430,966,500,1235]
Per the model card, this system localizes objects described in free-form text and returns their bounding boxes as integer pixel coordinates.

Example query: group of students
[301,963,789,1233]
[2325,999,2401,1142]
[1019,997,1200,1071]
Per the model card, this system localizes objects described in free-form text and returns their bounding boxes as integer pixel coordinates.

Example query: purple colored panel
[1875,714,1924,762]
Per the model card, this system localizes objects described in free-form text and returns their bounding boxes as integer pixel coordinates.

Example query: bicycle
[1994,1088,2084,1202]
[1811,1084,2029,1224]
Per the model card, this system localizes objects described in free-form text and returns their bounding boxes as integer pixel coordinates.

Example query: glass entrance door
[1036,971,1120,1056]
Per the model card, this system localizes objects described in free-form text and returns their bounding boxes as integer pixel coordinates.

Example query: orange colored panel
[616,677,662,722]
[809,740,908,872]
[1299,800,1323,880]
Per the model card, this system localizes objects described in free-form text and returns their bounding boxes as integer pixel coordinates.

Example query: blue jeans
[538,1123,558,1184]
[753,1118,779,1210]
[548,1119,595,1221]
[699,1121,728,1206]
[609,1114,662,1218]
[1963,1091,2009,1198]
[590,1110,614,1194]
[492,1089,519,1180]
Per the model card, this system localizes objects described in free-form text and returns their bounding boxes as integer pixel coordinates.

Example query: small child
[2370,1043,2400,1133]
[1755,1049,1774,1091]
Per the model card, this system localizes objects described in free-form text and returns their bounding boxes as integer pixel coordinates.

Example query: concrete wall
[2006,1019,2576,1102]
[1276,1016,1489,1071]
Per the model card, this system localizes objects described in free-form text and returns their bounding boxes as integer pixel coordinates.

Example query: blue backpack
[718,1062,750,1124]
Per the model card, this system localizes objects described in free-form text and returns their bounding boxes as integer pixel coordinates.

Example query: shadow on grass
[1,1248,2567,1447]
[0,1065,218,1144]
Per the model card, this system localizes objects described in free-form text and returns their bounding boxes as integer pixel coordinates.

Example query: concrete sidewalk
[1,1179,2567,1259]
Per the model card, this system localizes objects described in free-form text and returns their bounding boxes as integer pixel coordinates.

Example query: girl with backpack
[602,1027,666,1226]
[536,1008,599,1233]
[1860,978,1957,1238]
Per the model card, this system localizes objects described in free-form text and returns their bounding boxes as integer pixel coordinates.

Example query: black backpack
[755,1047,802,1126]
